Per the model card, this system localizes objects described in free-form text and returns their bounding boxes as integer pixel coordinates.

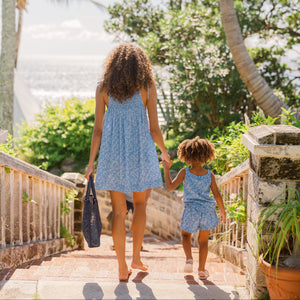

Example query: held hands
[160,151,171,165]
[219,210,226,224]
[161,159,172,169]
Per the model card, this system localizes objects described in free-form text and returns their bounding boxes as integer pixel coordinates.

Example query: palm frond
[89,0,106,10]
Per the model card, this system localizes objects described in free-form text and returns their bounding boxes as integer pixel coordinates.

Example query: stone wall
[242,125,300,299]
[96,187,190,244]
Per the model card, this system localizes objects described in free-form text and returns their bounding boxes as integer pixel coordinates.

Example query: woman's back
[95,90,162,194]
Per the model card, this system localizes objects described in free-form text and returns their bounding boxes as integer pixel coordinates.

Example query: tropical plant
[0,0,16,134]
[105,0,300,136]
[60,224,75,247]
[220,0,300,120]
[257,189,300,269]
[0,134,18,156]
[61,189,78,216]
[226,193,247,224]
[16,98,95,171]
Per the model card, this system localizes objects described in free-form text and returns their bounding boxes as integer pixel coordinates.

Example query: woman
[85,42,170,281]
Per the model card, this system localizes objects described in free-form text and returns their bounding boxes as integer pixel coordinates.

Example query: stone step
[0,234,248,299]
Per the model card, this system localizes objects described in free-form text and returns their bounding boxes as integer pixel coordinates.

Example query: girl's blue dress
[180,168,219,232]
[95,91,162,193]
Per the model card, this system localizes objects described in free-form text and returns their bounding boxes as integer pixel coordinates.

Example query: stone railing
[214,159,249,249]
[0,151,80,269]
[209,159,249,268]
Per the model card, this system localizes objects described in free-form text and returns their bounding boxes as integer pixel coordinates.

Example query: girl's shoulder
[177,168,186,180]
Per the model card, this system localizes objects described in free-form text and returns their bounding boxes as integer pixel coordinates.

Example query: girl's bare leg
[198,230,210,271]
[131,189,150,271]
[110,191,131,280]
[181,230,193,261]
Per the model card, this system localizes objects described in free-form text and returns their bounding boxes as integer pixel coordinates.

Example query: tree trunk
[0,0,16,135]
[220,0,299,120]
[15,7,23,68]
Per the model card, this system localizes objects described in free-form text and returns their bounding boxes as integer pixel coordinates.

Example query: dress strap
[97,80,102,93]
[147,85,149,101]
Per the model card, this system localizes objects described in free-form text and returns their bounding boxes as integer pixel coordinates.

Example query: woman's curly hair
[100,43,155,102]
[177,137,216,165]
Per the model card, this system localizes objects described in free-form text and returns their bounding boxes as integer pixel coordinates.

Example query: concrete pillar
[0,130,8,144]
[242,125,300,299]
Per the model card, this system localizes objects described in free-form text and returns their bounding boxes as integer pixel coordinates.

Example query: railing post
[61,173,86,249]
[243,125,300,299]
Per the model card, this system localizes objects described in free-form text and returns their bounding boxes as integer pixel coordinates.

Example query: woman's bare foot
[131,261,149,271]
[119,268,132,281]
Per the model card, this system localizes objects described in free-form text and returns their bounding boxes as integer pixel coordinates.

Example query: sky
[2,0,121,58]
[8,0,162,58]
[0,0,298,66]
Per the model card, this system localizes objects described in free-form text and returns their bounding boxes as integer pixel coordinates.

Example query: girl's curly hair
[177,137,216,165]
[99,43,155,102]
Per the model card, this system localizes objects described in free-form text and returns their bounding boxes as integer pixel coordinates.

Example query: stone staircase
[0,234,248,299]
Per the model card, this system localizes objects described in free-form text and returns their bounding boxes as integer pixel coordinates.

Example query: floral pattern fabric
[95,91,162,193]
[180,168,220,232]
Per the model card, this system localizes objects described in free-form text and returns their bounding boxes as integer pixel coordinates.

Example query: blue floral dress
[180,168,219,232]
[95,90,162,193]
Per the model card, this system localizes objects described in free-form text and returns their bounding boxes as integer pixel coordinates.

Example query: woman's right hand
[161,151,171,164]
[85,164,95,180]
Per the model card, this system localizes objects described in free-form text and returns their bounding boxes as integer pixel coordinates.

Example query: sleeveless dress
[180,168,219,232]
[94,90,162,194]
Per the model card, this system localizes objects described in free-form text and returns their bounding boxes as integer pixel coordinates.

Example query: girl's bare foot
[131,261,149,271]
[119,268,132,281]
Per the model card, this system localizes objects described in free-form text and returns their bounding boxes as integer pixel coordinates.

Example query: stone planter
[258,254,300,300]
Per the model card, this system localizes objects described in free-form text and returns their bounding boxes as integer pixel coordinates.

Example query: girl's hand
[161,151,171,164]
[85,164,95,180]
[161,160,172,169]
[219,210,226,224]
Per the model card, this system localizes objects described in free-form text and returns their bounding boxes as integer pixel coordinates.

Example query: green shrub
[0,134,18,157]
[60,224,75,247]
[17,98,95,170]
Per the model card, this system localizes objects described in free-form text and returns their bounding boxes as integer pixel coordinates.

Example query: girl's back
[183,168,215,210]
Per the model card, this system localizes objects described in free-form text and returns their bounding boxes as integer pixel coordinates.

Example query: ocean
[18,55,106,106]
[17,55,165,124]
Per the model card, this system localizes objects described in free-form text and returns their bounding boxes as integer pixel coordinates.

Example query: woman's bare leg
[110,191,130,280]
[198,230,210,272]
[131,189,150,270]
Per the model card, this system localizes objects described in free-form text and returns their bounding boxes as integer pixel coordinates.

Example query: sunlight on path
[0,234,248,299]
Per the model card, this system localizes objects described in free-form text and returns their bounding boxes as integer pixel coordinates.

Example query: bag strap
[89,177,97,198]
[85,177,97,201]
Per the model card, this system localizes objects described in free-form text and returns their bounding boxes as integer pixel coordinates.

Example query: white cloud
[61,19,83,29]
[22,21,112,42]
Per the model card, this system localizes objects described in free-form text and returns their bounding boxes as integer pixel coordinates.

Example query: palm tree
[0,0,16,134]
[219,0,299,120]
[15,0,27,68]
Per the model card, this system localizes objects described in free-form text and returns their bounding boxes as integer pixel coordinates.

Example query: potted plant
[257,188,300,299]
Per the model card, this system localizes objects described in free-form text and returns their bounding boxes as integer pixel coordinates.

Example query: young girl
[85,43,170,281]
[161,137,226,280]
